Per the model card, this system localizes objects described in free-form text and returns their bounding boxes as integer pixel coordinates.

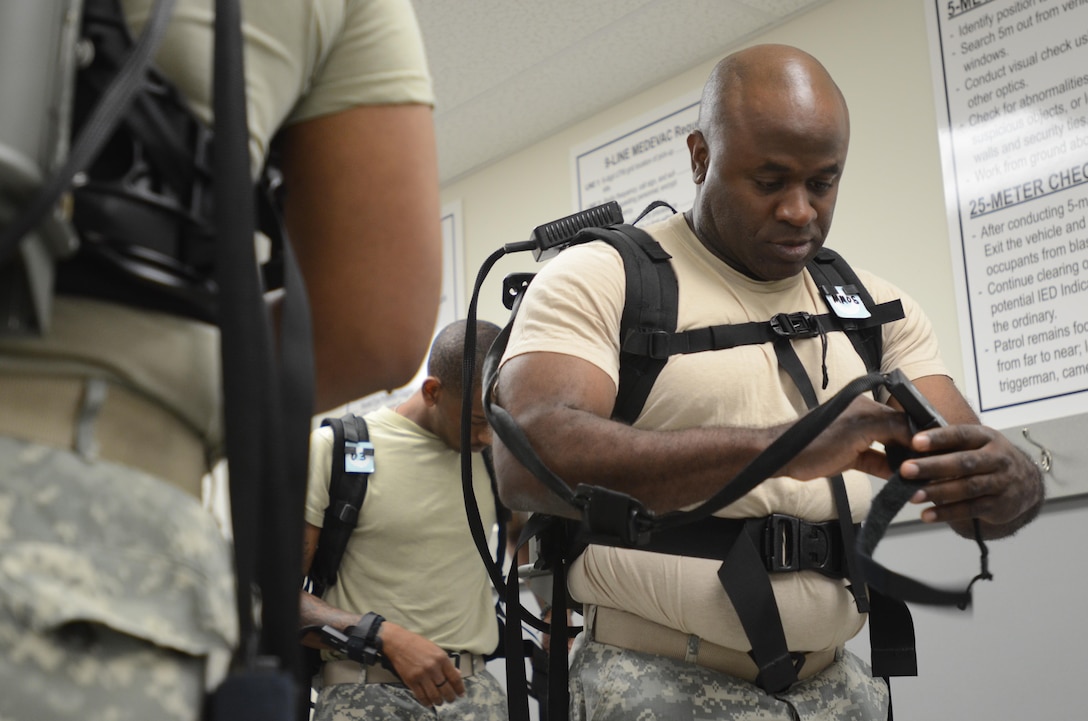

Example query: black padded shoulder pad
[569,224,678,425]
[308,413,372,597]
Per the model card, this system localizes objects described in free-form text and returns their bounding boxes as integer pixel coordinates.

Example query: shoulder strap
[806,247,898,372]
[208,0,314,711]
[308,413,373,599]
[567,223,678,425]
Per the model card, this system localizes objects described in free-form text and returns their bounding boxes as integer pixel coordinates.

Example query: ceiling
[410,0,827,185]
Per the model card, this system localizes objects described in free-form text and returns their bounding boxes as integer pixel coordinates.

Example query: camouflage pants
[314,669,509,721]
[569,638,889,721]
[0,437,237,721]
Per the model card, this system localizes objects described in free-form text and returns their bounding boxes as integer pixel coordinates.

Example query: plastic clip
[572,484,654,547]
[769,312,819,339]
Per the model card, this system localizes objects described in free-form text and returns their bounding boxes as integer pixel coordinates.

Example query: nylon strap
[773,336,873,616]
[717,533,803,693]
[310,414,372,599]
[622,301,904,361]
[807,248,888,372]
[211,0,314,715]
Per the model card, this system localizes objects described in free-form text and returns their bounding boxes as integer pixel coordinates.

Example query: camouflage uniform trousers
[314,669,509,721]
[569,637,889,721]
[0,437,237,721]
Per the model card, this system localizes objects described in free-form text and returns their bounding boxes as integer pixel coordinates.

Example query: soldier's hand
[782,395,913,481]
[379,622,465,706]
[899,424,1044,537]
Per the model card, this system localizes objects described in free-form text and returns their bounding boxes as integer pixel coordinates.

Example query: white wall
[441,0,1085,718]
[445,0,960,381]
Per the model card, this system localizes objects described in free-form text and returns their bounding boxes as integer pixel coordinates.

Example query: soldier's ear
[420,377,443,407]
[689,130,709,184]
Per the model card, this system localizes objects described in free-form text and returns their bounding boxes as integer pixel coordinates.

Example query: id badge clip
[345,440,375,474]
[822,284,871,320]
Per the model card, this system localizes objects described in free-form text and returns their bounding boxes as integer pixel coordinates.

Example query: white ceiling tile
[410,0,829,183]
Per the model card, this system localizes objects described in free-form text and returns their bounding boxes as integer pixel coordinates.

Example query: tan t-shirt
[0,0,434,456]
[501,212,949,661]
[304,406,500,656]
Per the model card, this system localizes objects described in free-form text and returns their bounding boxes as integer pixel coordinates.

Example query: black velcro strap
[345,612,385,666]
[856,474,977,608]
[868,588,918,678]
[716,532,800,693]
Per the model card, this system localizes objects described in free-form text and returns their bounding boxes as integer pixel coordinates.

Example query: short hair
[426,319,502,392]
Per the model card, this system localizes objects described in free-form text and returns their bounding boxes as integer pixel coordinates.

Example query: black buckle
[331,500,360,524]
[763,514,839,576]
[502,273,536,310]
[573,484,654,547]
[622,328,671,360]
[769,312,819,339]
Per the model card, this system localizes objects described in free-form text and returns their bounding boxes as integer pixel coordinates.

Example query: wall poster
[926,0,1088,431]
[571,91,701,219]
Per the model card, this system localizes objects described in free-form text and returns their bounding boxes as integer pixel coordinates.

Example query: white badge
[823,285,871,320]
[345,440,375,473]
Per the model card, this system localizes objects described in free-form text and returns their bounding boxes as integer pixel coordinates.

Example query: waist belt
[635,514,853,579]
[322,653,487,687]
[0,373,208,497]
[586,605,837,684]
[572,512,858,694]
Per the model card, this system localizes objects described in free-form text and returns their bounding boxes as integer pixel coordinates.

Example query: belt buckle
[764,514,839,576]
[766,514,801,572]
[798,521,833,574]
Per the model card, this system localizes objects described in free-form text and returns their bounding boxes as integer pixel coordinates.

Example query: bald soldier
[491,44,1043,720]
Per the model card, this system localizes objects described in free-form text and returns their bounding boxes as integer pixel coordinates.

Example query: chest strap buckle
[769,312,820,339]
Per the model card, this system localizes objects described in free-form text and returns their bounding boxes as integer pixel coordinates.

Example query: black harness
[457,207,993,721]
[486,221,913,704]
[51,0,287,324]
[307,414,375,600]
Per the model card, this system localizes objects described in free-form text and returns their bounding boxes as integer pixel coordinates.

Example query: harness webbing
[475,222,912,716]
[208,0,315,716]
[308,414,373,599]
[608,226,678,425]
[462,206,995,721]
[622,302,903,361]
